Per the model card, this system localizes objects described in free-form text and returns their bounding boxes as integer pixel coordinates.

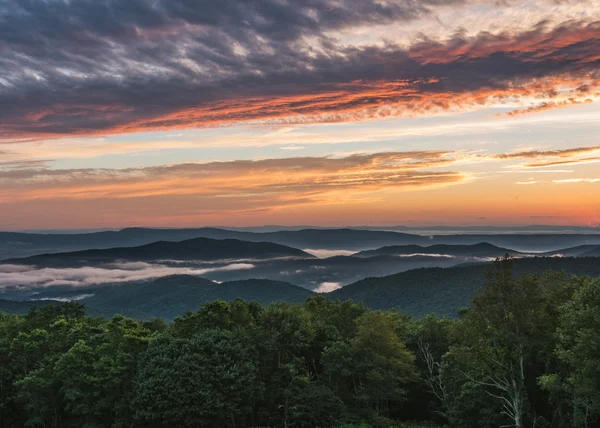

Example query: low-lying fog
[0,250,497,301]
[0,262,254,289]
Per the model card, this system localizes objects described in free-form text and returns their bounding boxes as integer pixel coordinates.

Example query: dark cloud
[0,0,599,138]
[506,99,593,116]
[491,145,600,160]
[523,156,600,168]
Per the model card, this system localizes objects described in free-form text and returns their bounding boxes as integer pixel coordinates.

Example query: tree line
[0,257,599,427]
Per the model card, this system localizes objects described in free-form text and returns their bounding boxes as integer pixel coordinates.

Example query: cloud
[492,145,600,160]
[281,146,306,151]
[315,282,343,293]
[1,2,599,139]
[553,178,600,183]
[523,157,600,168]
[0,151,467,204]
[393,253,455,258]
[488,145,600,169]
[38,294,95,302]
[303,249,357,258]
[0,150,469,228]
[506,99,594,117]
[0,262,254,289]
[1,143,599,228]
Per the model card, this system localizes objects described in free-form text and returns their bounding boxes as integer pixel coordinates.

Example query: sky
[1,0,600,230]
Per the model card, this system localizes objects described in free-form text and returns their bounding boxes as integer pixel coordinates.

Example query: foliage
[1,262,599,427]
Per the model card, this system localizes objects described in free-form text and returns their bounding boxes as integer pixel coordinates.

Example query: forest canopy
[1,258,599,428]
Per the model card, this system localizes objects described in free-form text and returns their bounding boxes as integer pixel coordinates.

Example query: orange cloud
[1,147,599,229]
[0,152,466,205]
[491,145,600,160]
[523,157,600,168]
[506,99,594,117]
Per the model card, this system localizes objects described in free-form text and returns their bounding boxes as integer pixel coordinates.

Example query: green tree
[447,258,577,428]
[133,329,262,427]
[288,377,346,427]
[553,277,600,427]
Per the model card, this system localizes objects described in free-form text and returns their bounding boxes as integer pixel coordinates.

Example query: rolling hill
[329,257,600,318]
[5,276,316,320]
[355,243,522,258]
[580,247,600,257]
[540,245,600,257]
[4,238,313,266]
[4,227,600,259]
[3,256,600,321]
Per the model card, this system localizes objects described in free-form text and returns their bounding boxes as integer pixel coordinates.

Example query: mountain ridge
[3,237,313,265]
[4,227,600,259]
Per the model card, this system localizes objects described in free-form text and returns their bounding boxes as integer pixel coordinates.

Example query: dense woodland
[1,257,599,428]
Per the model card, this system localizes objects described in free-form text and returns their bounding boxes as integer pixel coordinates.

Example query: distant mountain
[581,247,600,257]
[197,254,464,289]
[79,276,314,319]
[5,276,315,320]
[540,245,600,257]
[355,243,521,258]
[329,257,600,318]
[4,257,600,320]
[4,238,312,266]
[0,299,41,314]
[0,298,149,319]
[3,227,600,260]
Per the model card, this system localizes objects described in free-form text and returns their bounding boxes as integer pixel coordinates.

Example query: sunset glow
[1,0,600,229]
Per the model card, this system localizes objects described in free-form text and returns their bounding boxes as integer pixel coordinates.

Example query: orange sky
[1,0,600,229]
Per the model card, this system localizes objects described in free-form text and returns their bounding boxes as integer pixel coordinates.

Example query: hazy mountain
[540,245,600,257]
[0,299,41,314]
[0,253,466,295]
[3,227,600,260]
[355,243,521,258]
[329,257,600,318]
[4,256,600,320]
[197,254,463,289]
[581,247,600,257]
[4,238,312,266]
[80,276,314,320]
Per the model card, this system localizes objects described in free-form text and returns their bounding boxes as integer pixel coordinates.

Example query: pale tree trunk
[417,339,455,418]
[466,345,526,428]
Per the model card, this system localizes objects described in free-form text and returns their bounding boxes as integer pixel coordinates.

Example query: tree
[133,329,262,427]
[407,315,458,421]
[553,277,600,427]
[288,377,346,427]
[448,257,572,428]
[322,311,417,419]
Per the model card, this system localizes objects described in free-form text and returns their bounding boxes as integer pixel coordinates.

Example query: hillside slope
[15,275,315,320]
[356,243,522,258]
[4,238,312,266]
[329,257,600,317]
[4,227,600,259]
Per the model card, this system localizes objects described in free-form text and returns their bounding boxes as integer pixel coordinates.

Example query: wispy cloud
[491,145,600,169]
[506,99,594,117]
[0,262,254,289]
[492,145,600,160]
[303,249,357,258]
[523,157,600,168]
[553,178,600,184]
[0,152,467,204]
